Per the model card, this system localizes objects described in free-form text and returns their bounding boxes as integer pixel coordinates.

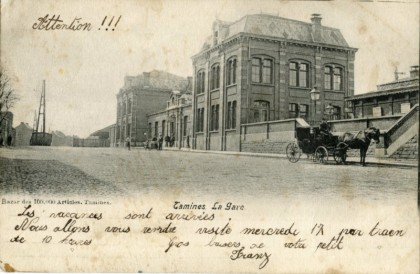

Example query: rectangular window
[289,103,298,118]
[262,109,268,121]
[201,108,205,132]
[324,67,332,90]
[216,66,220,89]
[289,62,297,86]
[210,105,219,131]
[262,59,273,84]
[215,104,219,130]
[154,121,158,137]
[210,105,215,131]
[232,60,236,84]
[196,109,202,132]
[162,120,166,137]
[333,68,342,90]
[227,102,232,129]
[251,58,261,83]
[232,101,237,128]
[299,63,308,87]
[299,104,308,119]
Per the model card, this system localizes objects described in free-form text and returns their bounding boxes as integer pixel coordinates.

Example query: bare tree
[0,69,19,125]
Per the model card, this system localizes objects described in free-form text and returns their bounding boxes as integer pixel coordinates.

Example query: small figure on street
[126,136,131,151]
[164,135,170,147]
[7,134,12,146]
[186,135,190,148]
[152,136,157,149]
[170,135,175,147]
[158,135,163,150]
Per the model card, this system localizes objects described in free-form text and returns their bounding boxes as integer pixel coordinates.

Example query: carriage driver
[319,118,333,144]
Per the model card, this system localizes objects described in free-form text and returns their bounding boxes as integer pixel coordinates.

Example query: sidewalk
[162,147,418,168]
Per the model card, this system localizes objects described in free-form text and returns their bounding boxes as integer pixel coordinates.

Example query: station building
[147,91,192,148]
[347,66,419,118]
[113,70,192,147]
[191,14,357,151]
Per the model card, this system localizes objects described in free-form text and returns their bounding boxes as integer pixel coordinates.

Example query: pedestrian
[126,136,131,151]
[158,135,163,150]
[170,135,175,147]
[7,134,12,146]
[165,135,170,147]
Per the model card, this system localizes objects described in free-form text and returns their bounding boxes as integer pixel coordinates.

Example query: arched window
[210,64,220,90]
[251,58,261,83]
[252,57,273,84]
[289,61,310,88]
[226,58,237,85]
[196,70,206,94]
[253,100,269,122]
[333,67,343,91]
[324,65,343,91]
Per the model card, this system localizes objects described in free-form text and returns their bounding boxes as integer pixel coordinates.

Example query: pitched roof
[348,77,419,100]
[201,14,351,51]
[121,70,192,93]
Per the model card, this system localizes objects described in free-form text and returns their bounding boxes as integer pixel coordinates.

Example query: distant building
[114,70,192,147]
[147,91,192,148]
[347,66,419,118]
[191,14,356,151]
[14,122,33,146]
[89,124,114,140]
[51,131,73,146]
[0,111,13,146]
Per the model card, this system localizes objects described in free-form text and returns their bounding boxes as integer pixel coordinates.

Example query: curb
[162,147,418,168]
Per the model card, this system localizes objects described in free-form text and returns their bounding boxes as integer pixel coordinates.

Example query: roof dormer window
[213,31,218,46]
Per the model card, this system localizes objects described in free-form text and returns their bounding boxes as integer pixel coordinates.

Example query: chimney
[410,66,419,78]
[311,14,322,42]
[143,72,150,87]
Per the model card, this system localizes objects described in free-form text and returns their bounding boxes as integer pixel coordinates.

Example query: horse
[338,127,380,166]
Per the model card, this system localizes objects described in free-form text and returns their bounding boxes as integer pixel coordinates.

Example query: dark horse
[339,127,380,166]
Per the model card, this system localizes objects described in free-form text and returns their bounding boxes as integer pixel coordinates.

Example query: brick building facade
[147,91,192,148]
[113,70,191,147]
[191,14,357,151]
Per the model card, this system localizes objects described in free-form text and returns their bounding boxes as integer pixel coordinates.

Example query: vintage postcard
[0,0,418,273]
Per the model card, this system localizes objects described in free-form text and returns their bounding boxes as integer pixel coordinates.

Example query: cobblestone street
[0,147,417,203]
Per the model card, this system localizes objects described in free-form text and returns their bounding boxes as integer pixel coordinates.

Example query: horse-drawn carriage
[286,126,347,164]
[286,126,380,166]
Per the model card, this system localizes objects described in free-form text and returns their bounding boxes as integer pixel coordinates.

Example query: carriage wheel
[286,142,301,163]
[334,142,348,164]
[315,146,328,164]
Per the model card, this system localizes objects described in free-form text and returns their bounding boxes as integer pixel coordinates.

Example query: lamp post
[310,87,320,125]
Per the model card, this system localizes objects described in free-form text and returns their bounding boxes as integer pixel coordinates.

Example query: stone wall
[241,139,289,155]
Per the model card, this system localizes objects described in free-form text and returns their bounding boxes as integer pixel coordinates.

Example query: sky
[1,0,419,137]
